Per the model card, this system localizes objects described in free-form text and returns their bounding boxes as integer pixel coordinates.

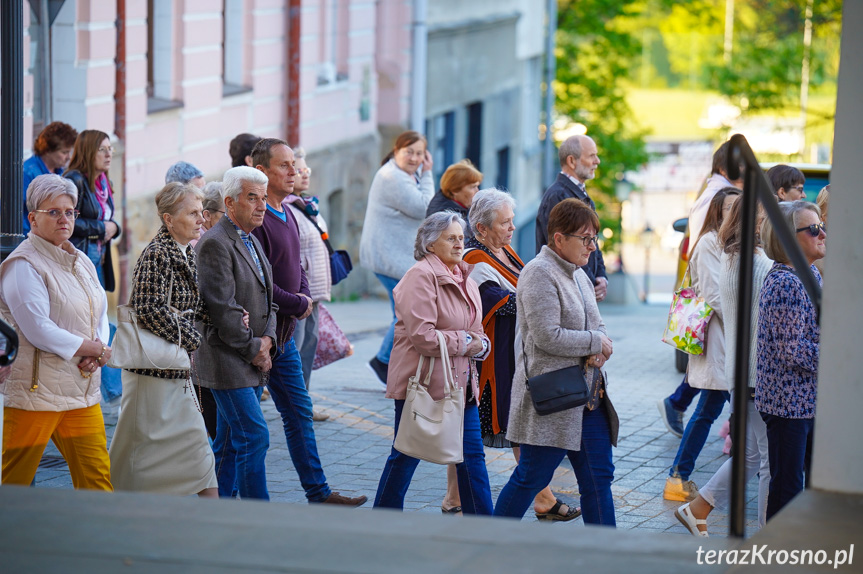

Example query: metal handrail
[726,134,822,538]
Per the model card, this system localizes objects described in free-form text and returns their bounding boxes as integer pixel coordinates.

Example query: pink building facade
[18,0,543,297]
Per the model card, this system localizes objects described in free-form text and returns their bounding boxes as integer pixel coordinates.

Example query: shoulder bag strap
[436,330,454,395]
[522,276,591,379]
[296,205,336,257]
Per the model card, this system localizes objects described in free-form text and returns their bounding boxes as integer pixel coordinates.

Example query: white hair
[222,166,268,201]
[468,188,516,236]
[414,211,465,260]
[26,174,78,212]
[202,181,224,212]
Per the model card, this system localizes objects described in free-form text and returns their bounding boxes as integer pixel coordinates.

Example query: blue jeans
[267,338,331,502]
[374,273,399,364]
[86,241,105,287]
[494,407,616,526]
[668,374,700,412]
[761,413,813,521]
[374,400,493,514]
[669,389,730,480]
[211,385,269,500]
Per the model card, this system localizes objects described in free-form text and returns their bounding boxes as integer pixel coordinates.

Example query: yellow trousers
[2,404,113,491]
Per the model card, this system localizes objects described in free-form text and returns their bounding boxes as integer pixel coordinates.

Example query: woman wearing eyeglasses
[0,174,112,490]
[494,199,617,526]
[755,201,824,521]
[63,130,121,292]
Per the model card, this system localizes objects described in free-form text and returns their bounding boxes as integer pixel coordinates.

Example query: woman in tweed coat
[493,199,618,526]
[109,183,217,497]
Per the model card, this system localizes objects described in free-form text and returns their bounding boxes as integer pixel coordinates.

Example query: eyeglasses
[788,185,805,193]
[297,167,312,177]
[796,222,826,237]
[33,208,80,220]
[562,233,599,247]
[204,209,226,215]
[98,146,114,155]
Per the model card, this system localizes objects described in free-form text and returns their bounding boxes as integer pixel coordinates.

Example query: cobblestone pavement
[34,299,762,538]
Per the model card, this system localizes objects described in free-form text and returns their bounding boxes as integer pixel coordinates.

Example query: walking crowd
[1,125,826,534]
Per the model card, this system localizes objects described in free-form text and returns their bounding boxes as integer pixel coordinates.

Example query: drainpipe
[39,0,53,124]
[115,0,129,302]
[286,0,301,147]
[543,0,558,190]
[1,0,24,258]
[410,0,427,132]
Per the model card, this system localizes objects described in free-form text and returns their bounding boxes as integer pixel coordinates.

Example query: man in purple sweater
[251,138,367,507]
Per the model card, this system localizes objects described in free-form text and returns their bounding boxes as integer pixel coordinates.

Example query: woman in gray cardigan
[493,199,618,526]
[359,131,435,385]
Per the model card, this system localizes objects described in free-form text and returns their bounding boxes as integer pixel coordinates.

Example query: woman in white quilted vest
[285,147,333,422]
[0,174,113,490]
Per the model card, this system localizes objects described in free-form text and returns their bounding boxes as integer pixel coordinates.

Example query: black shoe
[368,357,388,387]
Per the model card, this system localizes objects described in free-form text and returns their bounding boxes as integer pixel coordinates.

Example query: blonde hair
[761,200,821,264]
[155,182,204,223]
[816,185,830,222]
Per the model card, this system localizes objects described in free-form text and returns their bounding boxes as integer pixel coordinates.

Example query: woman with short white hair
[0,174,112,489]
[109,182,218,497]
[374,211,493,513]
[201,181,225,233]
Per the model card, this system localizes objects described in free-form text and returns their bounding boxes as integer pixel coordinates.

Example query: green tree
[555,0,651,251]
[705,0,842,116]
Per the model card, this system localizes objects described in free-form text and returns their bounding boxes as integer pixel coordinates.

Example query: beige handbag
[108,271,191,370]
[393,330,464,465]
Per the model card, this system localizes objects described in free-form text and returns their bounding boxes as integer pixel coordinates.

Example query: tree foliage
[555,0,651,249]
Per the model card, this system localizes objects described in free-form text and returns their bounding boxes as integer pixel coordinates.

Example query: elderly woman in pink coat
[373,211,493,514]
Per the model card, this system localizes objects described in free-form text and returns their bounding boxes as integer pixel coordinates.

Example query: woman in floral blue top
[756,200,825,520]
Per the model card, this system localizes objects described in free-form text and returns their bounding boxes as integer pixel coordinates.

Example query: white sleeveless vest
[0,234,105,411]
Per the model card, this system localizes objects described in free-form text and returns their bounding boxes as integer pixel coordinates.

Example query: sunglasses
[795,222,826,237]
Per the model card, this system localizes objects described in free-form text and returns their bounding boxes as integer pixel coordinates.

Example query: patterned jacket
[755,263,821,418]
[128,227,208,380]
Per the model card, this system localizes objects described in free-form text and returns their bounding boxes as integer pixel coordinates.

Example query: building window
[430,111,455,183]
[318,0,349,85]
[465,102,483,170]
[496,146,510,190]
[147,0,180,112]
[223,0,247,94]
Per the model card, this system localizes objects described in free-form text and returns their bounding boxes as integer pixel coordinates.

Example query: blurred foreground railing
[726,134,822,538]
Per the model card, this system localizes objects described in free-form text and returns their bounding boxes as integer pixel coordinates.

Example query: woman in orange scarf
[464,189,580,521]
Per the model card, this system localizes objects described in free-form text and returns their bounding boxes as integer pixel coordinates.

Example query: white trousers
[699,396,770,527]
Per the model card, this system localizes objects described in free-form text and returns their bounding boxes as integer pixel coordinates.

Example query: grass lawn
[625,87,837,151]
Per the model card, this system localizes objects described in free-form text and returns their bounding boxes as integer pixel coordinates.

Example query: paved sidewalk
[35,299,761,538]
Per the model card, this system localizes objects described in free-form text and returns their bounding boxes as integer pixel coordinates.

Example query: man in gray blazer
[195,166,277,500]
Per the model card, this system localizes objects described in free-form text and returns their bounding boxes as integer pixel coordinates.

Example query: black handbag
[524,359,589,416]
